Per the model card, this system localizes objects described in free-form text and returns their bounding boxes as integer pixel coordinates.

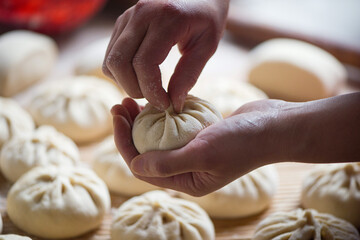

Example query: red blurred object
[0,0,106,35]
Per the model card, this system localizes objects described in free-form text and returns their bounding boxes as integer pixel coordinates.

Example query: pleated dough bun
[92,135,159,196]
[0,30,57,97]
[0,125,80,182]
[253,209,359,240]
[190,77,267,117]
[7,166,111,239]
[111,190,215,240]
[248,38,346,101]
[132,95,222,153]
[0,97,35,151]
[179,165,278,218]
[301,163,360,228]
[0,235,32,240]
[28,76,124,143]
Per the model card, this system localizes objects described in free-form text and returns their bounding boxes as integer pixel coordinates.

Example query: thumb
[130,139,211,177]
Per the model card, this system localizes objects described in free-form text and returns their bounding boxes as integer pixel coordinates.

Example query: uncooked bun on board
[179,165,278,218]
[28,76,124,143]
[92,135,159,196]
[301,163,360,228]
[0,235,32,240]
[0,97,34,151]
[7,166,110,239]
[190,77,267,117]
[0,30,57,97]
[253,209,360,240]
[247,38,347,101]
[111,190,215,240]
[0,125,80,182]
[132,95,222,153]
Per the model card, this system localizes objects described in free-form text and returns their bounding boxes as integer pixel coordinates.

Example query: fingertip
[111,104,124,116]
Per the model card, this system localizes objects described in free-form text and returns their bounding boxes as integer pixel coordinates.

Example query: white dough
[190,77,268,117]
[180,165,278,218]
[0,235,32,240]
[132,95,222,153]
[0,125,80,182]
[74,37,111,81]
[28,76,124,143]
[248,38,347,101]
[111,190,215,240]
[0,97,34,151]
[253,209,359,240]
[301,163,360,228]
[0,30,57,97]
[92,135,159,196]
[7,166,110,239]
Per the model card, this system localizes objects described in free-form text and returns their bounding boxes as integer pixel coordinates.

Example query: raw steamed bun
[7,166,110,239]
[180,165,278,218]
[0,30,57,97]
[0,125,80,182]
[0,97,34,151]
[190,77,267,117]
[92,135,159,196]
[0,235,31,240]
[248,38,346,101]
[133,95,222,153]
[28,76,124,143]
[301,163,360,228]
[111,190,215,240]
[253,208,359,240]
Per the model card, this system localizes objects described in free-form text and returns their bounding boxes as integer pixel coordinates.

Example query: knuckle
[151,161,169,176]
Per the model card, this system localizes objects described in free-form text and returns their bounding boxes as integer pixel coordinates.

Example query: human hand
[103,0,229,112]
[112,98,292,196]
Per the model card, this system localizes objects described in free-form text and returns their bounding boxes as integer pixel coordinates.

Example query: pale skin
[104,0,360,197]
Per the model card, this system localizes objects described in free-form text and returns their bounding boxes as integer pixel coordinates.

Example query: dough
[0,97,35,151]
[253,208,359,240]
[74,37,111,81]
[28,76,124,143]
[0,235,32,240]
[7,166,110,239]
[92,135,159,196]
[301,163,360,228]
[132,95,222,153]
[0,125,80,182]
[179,165,278,218]
[0,30,57,97]
[247,38,347,101]
[111,190,215,240]
[190,77,268,117]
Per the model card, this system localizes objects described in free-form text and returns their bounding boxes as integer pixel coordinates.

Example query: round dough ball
[253,208,359,240]
[111,190,215,240]
[92,135,159,196]
[74,37,111,81]
[7,166,111,239]
[28,76,124,143]
[0,30,57,97]
[179,165,278,218]
[0,97,35,151]
[190,77,267,117]
[0,125,80,182]
[248,38,347,101]
[132,95,222,153]
[301,163,360,228]
[0,235,32,240]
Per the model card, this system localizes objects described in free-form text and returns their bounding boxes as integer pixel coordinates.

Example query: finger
[130,138,212,177]
[113,114,139,165]
[168,44,214,113]
[105,16,148,98]
[103,10,132,79]
[122,98,141,122]
[111,104,132,124]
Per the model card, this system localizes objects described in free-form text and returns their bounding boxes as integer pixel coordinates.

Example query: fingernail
[131,157,146,175]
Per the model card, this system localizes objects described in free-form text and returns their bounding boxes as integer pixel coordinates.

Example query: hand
[103,0,229,112]
[111,98,290,196]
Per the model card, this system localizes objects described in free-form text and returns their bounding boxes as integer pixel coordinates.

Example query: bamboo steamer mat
[0,142,316,240]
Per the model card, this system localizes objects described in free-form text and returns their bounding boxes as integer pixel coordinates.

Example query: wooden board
[0,157,315,240]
